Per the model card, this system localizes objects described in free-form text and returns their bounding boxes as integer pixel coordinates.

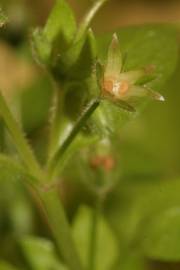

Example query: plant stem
[0,92,42,182]
[75,0,109,42]
[48,86,65,159]
[0,92,86,270]
[39,188,84,270]
[48,98,100,179]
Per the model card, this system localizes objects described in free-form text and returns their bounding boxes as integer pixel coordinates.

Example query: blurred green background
[1,1,180,270]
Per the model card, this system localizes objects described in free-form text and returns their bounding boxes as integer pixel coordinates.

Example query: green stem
[48,98,100,179]
[40,188,84,270]
[75,0,109,42]
[0,92,85,270]
[48,87,65,159]
[0,92,42,182]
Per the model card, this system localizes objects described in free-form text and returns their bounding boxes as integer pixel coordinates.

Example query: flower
[98,33,165,112]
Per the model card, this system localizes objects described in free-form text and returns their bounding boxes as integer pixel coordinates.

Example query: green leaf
[20,236,68,270]
[141,207,180,261]
[105,178,180,256]
[32,0,76,65]
[92,24,178,135]
[72,206,118,270]
[0,261,18,270]
[44,0,76,48]
[121,56,180,178]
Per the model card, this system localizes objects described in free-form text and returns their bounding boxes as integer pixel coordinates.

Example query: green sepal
[104,33,122,79]
[44,0,76,49]
[31,28,52,66]
[32,0,76,65]
[53,29,97,80]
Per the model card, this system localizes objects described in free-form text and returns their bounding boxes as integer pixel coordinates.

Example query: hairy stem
[0,92,42,182]
[75,0,109,42]
[48,87,65,159]
[0,92,84,270]
[48,98,100,179]
[40,188,84,270]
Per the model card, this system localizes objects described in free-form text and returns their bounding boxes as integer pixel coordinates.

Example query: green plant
[0,1,180,270]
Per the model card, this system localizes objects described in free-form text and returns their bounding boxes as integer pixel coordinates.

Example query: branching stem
[48,98,100,179]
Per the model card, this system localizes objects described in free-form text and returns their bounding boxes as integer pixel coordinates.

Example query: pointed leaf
[104,33,122,79]
[44,0,76,49]
[32,0,76,65]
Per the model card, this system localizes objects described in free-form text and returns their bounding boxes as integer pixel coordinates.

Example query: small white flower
[98,33,165,112]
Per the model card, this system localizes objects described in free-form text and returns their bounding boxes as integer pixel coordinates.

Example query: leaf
[0,261,18,270]
[43,0,76,49]
[72,206,118,270]
[141,207,180,261]
[120,56,180,178]
[105,178,180,254]
[20,236,68,270]
[32,0,76,65]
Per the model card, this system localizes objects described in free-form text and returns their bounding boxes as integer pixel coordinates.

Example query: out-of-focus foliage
[20,236,68,270]
[72,206,118,270]
[1,1,180,270]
